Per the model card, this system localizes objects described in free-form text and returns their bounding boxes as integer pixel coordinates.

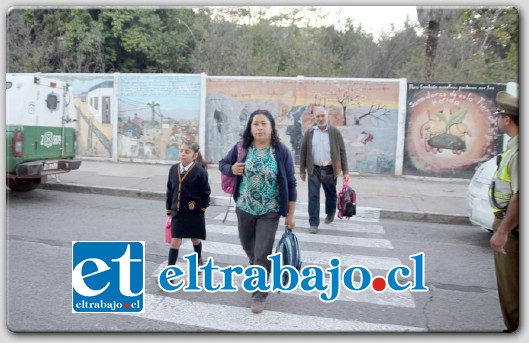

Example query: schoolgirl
[166,140,211,266]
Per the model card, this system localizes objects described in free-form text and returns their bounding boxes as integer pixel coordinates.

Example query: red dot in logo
[124,303,130,308]
[372,277,386,292]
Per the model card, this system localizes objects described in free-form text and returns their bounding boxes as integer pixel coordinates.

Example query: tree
[354,105,391,126]
[415,7,518,83]
[329,84,362,125]
[370,20,423,78]
[463,7,518,82]
[6,9,32,72]
[5,6,518,83]
[417,8,454,81]
[7,9,73,72]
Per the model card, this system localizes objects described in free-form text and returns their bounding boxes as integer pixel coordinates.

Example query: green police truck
[6,74,81,192]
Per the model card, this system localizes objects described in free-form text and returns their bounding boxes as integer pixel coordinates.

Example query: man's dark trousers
[308,165,337,228]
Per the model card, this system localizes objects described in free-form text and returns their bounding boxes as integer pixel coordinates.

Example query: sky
[322,6,418,38]
[232,5,418,39]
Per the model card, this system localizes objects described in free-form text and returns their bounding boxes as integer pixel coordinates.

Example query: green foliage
[416,7,518,83]
[6,6,518,83]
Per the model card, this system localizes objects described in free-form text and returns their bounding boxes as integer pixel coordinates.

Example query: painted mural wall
[404,83,505,178]
[49,74,115,158]
[39,73,510,179]
[206,77,402,174]
[117,74,202,163]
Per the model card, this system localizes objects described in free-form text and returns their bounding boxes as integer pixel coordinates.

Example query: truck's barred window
[46,93,59,110]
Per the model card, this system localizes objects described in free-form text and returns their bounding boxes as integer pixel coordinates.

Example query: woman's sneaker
[309,226,319,234]
[251,299,265,314]
[251,291,267,314]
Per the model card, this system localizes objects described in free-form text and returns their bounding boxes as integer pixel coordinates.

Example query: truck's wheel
[7,178,41,192]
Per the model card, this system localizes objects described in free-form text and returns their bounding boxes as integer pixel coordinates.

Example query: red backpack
[337,180,356,219]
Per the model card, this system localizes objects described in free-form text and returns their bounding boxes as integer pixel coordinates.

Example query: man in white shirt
[300,106,349,234]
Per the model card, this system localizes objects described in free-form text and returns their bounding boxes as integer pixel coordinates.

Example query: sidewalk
[40,160,472,225]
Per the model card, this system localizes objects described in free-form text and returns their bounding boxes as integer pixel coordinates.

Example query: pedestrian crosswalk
[128,294,422,332]
[217,212,386,233]
[208,223,393,249]
[151,260,416,308]
[124,207,426,332]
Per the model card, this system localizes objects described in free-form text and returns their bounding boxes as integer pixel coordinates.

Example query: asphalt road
[5,189,504,333]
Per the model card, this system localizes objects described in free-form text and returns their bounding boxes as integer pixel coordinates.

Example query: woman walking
[219,109,297,314]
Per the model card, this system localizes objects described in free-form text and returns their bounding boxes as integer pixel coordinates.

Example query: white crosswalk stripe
[119,293,424,332]
[214,197,382,220]
[207,224,393,249]
[215,212,385,234]
[132,208,423,331]
[160,239,400,270]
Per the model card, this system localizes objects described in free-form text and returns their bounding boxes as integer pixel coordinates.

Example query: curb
[40,182,166,201]
[379,209,471,225]
[39,182,471,225]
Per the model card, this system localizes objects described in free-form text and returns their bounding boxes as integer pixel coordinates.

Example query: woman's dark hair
[241,109,280,149]
[182,139,207,169]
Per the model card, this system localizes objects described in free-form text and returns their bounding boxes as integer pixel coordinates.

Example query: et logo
[72,241,144,313]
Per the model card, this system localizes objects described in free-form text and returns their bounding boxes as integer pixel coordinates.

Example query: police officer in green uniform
[488,90,519,333]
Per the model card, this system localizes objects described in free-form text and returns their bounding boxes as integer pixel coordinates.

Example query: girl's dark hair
[182,139,207,169]
[241,109,280,149]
